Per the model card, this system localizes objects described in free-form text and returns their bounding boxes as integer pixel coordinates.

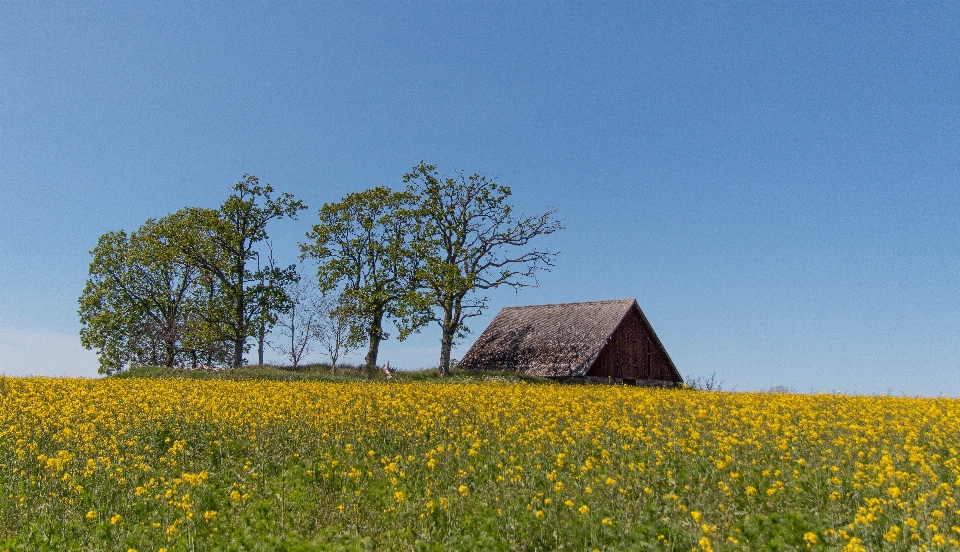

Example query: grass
[114,363,549,384]
[1,375,958,550]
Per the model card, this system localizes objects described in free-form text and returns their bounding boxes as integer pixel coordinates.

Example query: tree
[177,175,306,367]
[300,187,421,372]
[270,277,322,369]
[79,216,202,374]
[404,163,563,376]
[255,243,289,365]
[179,280,234,368]
[313,291,358,374]
[178,261,235,368]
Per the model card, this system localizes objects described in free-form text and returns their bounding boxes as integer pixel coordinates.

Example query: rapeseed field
[0,377,958,551]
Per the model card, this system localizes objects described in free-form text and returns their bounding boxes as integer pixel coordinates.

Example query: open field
[1,374,958,550]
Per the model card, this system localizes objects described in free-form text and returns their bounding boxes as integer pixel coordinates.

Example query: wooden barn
[458,299,682,386]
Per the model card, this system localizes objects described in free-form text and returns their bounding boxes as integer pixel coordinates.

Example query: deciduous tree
[79,216,202,373]
[300,187,420,372]
[404,163,563,376]
[313,291,358,374]
[177,175,306,367]
[270,277,321,369]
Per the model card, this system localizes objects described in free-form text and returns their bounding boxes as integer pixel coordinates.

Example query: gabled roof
[459,299,676,377]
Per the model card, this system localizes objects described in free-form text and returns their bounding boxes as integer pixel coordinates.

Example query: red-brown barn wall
[586,308,680,382]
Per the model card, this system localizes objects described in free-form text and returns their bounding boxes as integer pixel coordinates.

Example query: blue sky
[2,2,958,395]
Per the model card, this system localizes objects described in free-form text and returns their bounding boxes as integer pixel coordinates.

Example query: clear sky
[2,2,958,396]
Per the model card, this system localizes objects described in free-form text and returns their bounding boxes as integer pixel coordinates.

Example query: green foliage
[78,175,305,372]
[735,512,823,550]
[78,215,217,374]
[403,162,564,375]
[300,187,421,370]
[177,175,306,367]
[78,164,563,378]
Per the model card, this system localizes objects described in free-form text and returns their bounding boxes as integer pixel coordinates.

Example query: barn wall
[587,310,640,378]
[586,308,680,382]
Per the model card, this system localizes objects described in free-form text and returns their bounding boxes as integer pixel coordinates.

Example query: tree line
[79,163,563,376]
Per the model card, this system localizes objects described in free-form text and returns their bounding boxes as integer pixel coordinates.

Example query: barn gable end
[458,299,681,384]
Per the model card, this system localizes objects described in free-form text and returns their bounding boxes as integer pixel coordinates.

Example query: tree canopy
[404,162,563,375]
[79,175,306,372]
[79,166,559,375]
[79,215,212,373]
[300,187,421,371]
[175,175,306,367]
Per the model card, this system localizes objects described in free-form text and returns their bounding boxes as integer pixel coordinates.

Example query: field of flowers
[1,376,958,551]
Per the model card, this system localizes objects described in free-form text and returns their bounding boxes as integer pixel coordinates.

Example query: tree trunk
[330,335,338,375]
[290,320,297,369]
[438,302,456,376]
[257,317,266,366]
[364,311,384,375]
[439,329,454,376]
[233,338,244,368]
[233,265,246,368]
[150,337,159,366]
[364,334,381,375]
[165,340,177,368]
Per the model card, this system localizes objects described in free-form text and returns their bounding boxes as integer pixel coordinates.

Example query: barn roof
[458,299,679,378]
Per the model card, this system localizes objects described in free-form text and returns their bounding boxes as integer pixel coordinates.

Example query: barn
[458,299,682,386]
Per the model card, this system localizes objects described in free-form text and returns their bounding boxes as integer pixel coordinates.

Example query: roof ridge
[501,299,635,310]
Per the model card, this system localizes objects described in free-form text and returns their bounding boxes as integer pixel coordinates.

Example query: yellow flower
[5,372,960,550]
[110,514,121,525]
[578,504,590,515]
[842,537,866,552]
[458,485,469,497]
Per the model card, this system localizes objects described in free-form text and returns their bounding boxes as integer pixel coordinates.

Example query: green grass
[114,363,550,385]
